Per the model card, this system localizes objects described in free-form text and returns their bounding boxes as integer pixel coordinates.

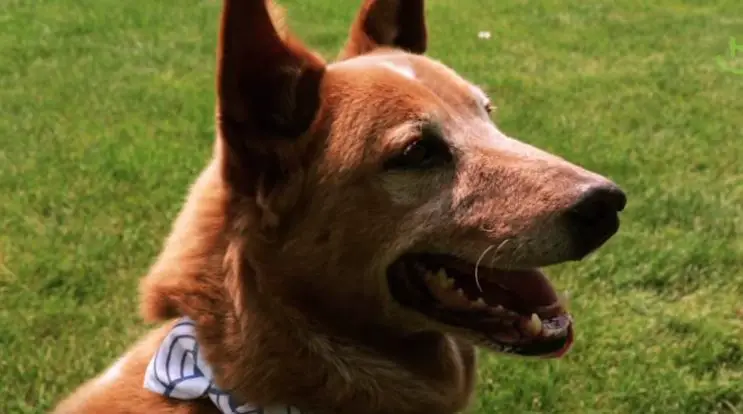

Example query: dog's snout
[564,183,626,259]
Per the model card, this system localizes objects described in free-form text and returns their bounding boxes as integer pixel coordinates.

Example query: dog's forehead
[329,52,487,107]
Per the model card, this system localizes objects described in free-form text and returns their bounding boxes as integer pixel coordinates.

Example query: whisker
[504,239,526,269]
[474,239,512,292]
[488,238,513,269]
[474,245,495,293]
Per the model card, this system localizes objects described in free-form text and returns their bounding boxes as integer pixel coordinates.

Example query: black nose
[565,183,626,259]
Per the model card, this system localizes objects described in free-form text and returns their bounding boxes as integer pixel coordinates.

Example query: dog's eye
[384,132,452,170]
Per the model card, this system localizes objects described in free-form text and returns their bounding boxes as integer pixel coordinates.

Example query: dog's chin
[386,253,574,358]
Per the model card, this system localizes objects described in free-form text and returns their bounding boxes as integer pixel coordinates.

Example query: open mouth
[387,253,574,358]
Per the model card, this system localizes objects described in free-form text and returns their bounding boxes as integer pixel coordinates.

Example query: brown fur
[53,1,624,413]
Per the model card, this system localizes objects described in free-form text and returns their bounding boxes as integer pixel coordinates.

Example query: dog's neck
[192,291,476,414]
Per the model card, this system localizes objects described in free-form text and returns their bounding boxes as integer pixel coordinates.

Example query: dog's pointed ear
[217,0,325,142]
[339,0,427,60]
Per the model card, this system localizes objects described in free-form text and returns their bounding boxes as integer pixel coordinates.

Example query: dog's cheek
[379,169,451,206]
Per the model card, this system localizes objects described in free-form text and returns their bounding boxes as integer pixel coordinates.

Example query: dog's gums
[387,254,573,357]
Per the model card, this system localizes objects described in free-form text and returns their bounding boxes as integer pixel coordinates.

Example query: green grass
[1,0,742,412]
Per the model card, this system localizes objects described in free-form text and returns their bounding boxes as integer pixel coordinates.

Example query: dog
[53,0,626,413]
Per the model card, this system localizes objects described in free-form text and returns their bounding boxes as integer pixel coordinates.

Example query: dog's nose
[565,183,626,258]
[570,184,627,219]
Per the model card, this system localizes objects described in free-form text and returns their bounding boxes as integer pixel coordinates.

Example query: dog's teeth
[473,297,487,308]
[435,268,447,285]
[436,269,455,289]
[525,313,543,335]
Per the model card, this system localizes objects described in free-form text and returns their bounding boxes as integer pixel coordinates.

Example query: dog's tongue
[446,264,560,314]
[479,268,559,308]
[425,255,562,314]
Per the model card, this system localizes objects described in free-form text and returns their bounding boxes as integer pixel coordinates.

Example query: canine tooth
[436,269,454,289]
[435,269,446,284]
[473,297,487,307]
[525,313,543,335]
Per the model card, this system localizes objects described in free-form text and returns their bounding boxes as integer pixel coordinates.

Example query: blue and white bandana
[143,317,303,414]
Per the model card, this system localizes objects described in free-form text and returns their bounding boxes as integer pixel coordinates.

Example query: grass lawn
[1,0,742,412]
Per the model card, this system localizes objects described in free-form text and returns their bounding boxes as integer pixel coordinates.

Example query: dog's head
[145,0,625,359]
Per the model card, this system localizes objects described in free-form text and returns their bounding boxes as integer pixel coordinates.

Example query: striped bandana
[143,317,303,414]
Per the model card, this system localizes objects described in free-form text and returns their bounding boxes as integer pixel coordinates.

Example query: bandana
[143,317,303,414]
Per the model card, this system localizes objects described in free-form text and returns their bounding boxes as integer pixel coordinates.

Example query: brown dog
[53,0,626,413]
